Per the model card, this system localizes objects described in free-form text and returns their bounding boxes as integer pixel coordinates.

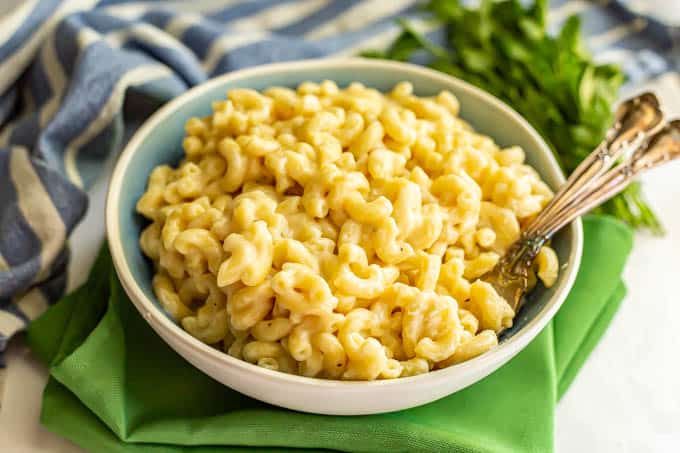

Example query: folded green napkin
[27,215,633,453]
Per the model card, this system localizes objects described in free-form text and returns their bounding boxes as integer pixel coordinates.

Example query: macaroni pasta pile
[137,81,559,380]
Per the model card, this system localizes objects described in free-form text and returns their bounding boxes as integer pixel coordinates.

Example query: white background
[1,4,679,452]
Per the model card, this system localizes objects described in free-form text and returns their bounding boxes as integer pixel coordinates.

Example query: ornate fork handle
[526,92,664,238]
[490,96,679,311]
[540,119,680,236]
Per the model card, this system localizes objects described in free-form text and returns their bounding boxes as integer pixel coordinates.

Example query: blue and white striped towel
[0,0,677,369]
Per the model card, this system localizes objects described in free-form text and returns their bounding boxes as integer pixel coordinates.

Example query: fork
[482,92,680,313]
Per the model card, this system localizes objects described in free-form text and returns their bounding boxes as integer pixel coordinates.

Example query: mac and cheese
[138,81,558,380]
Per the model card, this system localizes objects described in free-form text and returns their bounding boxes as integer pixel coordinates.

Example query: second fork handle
[539,120,680,236]
[525,137,640,237]
[525,93,663,237]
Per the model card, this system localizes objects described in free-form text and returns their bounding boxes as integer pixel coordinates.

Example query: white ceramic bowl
[106,58,582,415]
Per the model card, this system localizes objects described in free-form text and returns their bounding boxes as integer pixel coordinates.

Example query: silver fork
[482,93,680,313]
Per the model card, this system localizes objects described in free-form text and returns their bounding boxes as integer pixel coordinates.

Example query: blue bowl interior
[117,64,574,344]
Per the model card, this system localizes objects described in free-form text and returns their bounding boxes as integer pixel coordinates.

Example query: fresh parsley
[362,0,662,234]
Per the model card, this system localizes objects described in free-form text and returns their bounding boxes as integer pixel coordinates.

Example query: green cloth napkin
[26,215,633,453]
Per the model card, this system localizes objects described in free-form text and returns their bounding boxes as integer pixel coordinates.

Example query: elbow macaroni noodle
[137,81,559,380]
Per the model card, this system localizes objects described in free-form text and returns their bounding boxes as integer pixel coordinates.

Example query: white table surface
[0,22,679,453]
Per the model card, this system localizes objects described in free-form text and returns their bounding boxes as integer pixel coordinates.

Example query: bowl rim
[106,57,583,389]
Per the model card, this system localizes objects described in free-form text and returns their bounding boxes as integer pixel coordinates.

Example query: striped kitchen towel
[0,0,677,375]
